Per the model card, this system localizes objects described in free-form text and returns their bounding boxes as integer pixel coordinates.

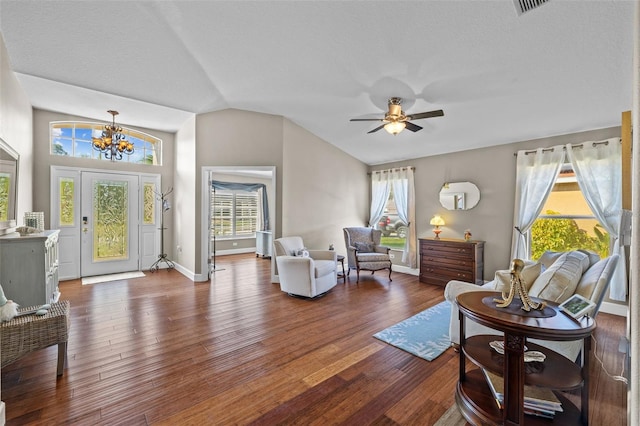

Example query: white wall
[0,29,33,426]
[31,109,176,235]
[282,119,368,257]
[0,32,33,221]
[187,109,369,276]
[372,126,621,280]
[192,109,284,277]
[174,115,197,274]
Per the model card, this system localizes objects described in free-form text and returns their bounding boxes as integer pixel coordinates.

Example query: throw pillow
[493,261,542,293]
[574,255,615,301]
[291,248,308,257]
[354,242,375,253]
[577,249,601,268]
[537,251,565,270]
[528,251,590,303]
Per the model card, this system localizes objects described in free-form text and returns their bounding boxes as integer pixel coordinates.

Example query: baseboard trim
[391,264,419,276]
[214,248,256,256]
[171,263,208,282]
[600,301,628,317]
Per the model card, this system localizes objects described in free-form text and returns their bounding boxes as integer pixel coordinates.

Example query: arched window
[50,121,162,165]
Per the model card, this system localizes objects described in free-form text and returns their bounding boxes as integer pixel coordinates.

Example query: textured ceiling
[0,0,634,165]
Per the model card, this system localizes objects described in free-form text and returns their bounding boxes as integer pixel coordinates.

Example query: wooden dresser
[419,238,484,286]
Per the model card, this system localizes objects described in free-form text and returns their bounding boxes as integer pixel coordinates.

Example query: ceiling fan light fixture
[384,121,406,135]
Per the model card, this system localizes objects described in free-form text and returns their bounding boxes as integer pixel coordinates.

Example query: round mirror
[439,182,480,210]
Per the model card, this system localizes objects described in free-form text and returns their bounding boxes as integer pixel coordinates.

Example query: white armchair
[444,250,619,362]
[273,236,338,298]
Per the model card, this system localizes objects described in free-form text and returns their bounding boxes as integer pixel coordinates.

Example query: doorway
[201,166,277,282]
[80,172,139,277]
[51,166,161,279]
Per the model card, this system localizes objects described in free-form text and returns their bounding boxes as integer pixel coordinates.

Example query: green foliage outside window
[0,174,9,221]
[380,236,406,250]
[531,210,609,260]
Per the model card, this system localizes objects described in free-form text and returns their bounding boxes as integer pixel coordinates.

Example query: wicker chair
[1,300,70,376]
[343,227,392,283]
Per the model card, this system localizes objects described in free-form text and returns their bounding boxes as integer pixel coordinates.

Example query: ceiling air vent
[513,0,550,16]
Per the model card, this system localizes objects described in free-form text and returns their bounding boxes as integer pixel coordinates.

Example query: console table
[0,230,60,307]
[456,291,594,425]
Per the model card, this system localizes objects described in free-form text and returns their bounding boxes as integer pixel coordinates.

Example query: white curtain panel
[566,138,626,300]
[369,171,391,227]
[511,146,565,259]
[391,168,417,268]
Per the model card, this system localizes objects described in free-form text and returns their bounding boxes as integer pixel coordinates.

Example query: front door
[81,172,139,277]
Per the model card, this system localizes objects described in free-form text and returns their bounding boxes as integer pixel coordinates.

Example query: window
[50,122,162,165]
[374,186,408,250]
[211,190,258,238]
[530,165,609,260]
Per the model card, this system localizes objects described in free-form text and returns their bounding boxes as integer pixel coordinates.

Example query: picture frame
[559,294,595,320]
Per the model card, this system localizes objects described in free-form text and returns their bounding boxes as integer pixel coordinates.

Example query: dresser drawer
[422,256,475,269]
[421,242,474,258]
[421,265,474,282]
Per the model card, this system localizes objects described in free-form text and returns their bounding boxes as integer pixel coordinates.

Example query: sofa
[273,236,338,298]
[444,250,619,362]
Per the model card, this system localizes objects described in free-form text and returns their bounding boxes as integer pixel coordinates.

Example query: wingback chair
[273,236,338,298]
[343,227,392,283]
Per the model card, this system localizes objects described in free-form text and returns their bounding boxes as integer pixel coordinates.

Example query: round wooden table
[455,291,595,425]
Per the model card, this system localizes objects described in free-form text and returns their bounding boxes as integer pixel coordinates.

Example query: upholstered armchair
[343,227,392,283]
[273,236,338,298]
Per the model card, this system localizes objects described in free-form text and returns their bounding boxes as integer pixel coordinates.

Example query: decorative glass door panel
[93,180,129,262]
[81,172,139,277]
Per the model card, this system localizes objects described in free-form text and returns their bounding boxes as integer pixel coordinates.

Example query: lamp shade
[384,121,406,135]
[430,215,445,226]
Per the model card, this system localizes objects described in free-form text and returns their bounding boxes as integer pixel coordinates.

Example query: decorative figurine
[464,229,472,241]
[494,258,546,312]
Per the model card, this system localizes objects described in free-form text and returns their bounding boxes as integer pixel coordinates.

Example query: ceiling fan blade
[405,122,423,132]
[350,118,384,122]
[367,124,386,134]
[406,109,444,120]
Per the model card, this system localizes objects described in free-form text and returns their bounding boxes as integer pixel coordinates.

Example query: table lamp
[430,215,445,239]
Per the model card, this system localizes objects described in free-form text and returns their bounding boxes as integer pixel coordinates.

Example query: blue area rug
[373,301,452,361]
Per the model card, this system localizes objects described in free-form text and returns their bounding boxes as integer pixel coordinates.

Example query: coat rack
[150,187,175,272]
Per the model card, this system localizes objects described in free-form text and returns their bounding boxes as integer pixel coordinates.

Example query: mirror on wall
[0,137,19,235]
[439,181,480,211]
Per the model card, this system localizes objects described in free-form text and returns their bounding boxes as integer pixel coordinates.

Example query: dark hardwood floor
[1,254,627,425]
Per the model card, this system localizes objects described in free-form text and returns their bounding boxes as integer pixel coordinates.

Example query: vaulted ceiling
[0,1,633,165]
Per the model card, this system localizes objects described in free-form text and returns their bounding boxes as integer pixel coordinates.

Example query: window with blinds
[211,190,258,238]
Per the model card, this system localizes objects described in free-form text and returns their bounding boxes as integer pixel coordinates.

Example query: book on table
[482,369,563,418]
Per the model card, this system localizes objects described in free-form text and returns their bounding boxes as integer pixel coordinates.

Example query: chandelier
[92,110,134,161]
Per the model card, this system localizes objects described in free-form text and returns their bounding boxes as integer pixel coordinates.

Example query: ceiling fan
[350,97,444,135]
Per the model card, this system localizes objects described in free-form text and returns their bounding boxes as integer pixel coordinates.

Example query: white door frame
[50,166,161,279]
[200,166,277,283]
